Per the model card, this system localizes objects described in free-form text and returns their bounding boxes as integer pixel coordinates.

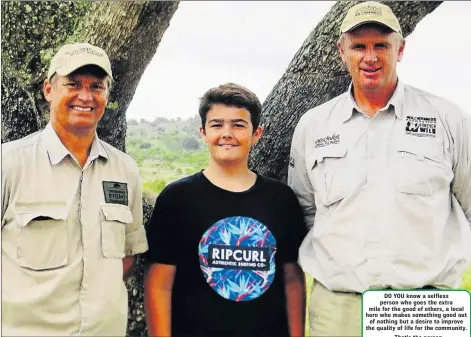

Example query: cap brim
[54,61,113,80]
[341,19,401,35]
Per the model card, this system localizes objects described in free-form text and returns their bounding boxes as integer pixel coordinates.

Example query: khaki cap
[340,1,402,36]
[47,42,113,80]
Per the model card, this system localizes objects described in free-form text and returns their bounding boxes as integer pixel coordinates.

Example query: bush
[182,137,200,151]
[143,178,167,194]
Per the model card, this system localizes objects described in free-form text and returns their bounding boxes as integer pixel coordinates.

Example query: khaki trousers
[308,281,362,336]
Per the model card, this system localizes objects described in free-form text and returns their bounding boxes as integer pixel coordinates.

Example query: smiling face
[200,104,262,168]
[338,24,405,95]
[43,66,109,136]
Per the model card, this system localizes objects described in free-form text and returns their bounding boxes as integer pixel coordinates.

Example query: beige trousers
[308,281,362,336]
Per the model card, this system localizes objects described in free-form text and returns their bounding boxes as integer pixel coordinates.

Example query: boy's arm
[283,262,306,337]
[144,263,176,337]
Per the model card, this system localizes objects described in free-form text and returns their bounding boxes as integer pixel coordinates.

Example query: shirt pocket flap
[307,145,347,169]
[101,204,133,224]
[15,202,68,227]
[395,137,443,163]
[14,201,68,270]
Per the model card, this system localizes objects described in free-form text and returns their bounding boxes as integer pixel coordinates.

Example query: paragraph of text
[362,290,470,337]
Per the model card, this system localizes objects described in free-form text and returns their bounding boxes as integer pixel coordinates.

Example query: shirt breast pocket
[101,204,133,258]
[307,145,349,207]
[15,204,69,271]
[393,138,449,195]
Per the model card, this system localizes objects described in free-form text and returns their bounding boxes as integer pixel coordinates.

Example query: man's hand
[122,255,136,281]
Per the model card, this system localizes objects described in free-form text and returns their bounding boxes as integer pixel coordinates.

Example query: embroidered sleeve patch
[102,181,128,205]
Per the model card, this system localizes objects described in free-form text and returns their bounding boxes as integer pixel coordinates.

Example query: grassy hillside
[126,116,208,203]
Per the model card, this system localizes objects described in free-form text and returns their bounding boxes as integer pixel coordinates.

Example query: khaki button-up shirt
[288,80,471,293]
[2,123,148,336]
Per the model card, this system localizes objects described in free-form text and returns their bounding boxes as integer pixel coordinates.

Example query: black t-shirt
[145,171,307,336]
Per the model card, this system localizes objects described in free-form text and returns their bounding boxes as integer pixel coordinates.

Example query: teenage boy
[144,83,307,337]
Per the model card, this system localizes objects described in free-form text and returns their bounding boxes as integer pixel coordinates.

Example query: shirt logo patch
[315,132,340,148]
[198,216,277,302]
[405,116,436,138]
[102,181,128,205]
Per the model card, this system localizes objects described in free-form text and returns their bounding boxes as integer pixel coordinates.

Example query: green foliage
[461,263,471,292]
[143,178,167,195]
[126,116,208,202]
[107,101,119,110]
[1,1,91,84]
[182,136,200,151]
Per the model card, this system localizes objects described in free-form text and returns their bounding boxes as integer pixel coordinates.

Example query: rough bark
[1,1,179,153]
[1,2,179,336]
[249,1,443,182]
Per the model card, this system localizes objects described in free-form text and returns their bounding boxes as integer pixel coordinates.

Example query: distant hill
[126,116,208,203]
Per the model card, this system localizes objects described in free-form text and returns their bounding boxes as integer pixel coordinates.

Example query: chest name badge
[315,132,340,148]
[102,181,128,205]
[405,116,436,137]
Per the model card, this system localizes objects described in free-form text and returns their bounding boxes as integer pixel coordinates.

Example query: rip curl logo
[209,245,269,270]
[405,116,436,138]
[355,5,382,17]
[198,216,277,302]
[315,133,340,148]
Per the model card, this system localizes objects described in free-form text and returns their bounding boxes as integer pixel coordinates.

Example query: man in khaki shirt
[1,42,148,336]
[288,2,471,336]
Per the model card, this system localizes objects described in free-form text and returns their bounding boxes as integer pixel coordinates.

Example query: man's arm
[287,119,316,230]
[284,263,306,337]
[451,113,471,224]
[144,263,176,337]
[1,166,8,228]
[123,168,148,279]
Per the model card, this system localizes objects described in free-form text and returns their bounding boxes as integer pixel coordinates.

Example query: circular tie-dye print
[198,216,277,302]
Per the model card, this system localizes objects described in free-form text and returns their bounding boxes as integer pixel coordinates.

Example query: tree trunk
[1,2,179,336]
[249,1,443,182]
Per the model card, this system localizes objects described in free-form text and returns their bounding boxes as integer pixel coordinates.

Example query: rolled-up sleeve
[287,116,316,230]
[451,113,471,226]
[125,171,148,256]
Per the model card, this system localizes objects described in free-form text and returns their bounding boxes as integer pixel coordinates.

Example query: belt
[384,285,438,290]
[333,285,438,295]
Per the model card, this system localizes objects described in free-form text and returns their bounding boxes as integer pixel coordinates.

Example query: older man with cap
[1,42,148,336]
[288,2,471,336]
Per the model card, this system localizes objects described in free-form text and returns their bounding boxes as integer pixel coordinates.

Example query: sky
[126,1,471,121]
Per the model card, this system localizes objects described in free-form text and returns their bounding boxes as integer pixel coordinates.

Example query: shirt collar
[341,78,405,122]
[42,123,109,166]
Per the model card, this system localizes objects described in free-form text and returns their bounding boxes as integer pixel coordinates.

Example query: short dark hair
[198,83,262,132]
